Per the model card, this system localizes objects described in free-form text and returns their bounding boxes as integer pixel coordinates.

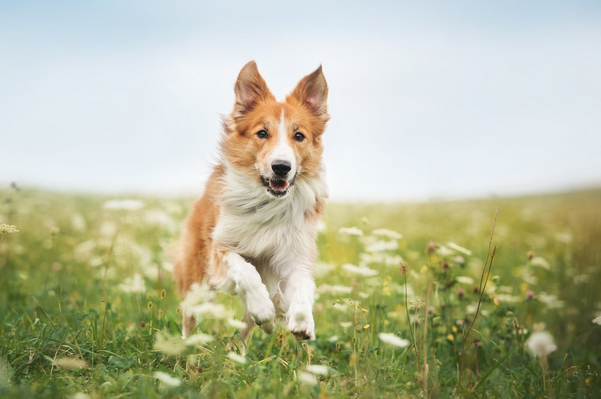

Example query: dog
[174,61,329,342]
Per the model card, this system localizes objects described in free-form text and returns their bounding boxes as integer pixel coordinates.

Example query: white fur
[209,161,327,338]
[267,110,297,178]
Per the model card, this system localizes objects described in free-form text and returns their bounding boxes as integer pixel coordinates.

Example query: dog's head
[221,61,329,198]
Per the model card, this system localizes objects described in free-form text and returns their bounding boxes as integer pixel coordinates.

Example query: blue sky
[2,1,601,201]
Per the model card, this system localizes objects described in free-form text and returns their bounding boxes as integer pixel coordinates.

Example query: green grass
[1,186,600,398]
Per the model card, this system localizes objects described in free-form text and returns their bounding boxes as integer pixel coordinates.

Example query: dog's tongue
[269,180,288,191]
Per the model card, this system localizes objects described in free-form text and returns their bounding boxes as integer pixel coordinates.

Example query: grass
[1,186,600,398]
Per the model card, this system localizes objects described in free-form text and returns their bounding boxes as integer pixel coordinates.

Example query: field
[1,186,600,398]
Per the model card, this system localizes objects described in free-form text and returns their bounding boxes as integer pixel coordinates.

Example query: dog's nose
[271,160,292,177]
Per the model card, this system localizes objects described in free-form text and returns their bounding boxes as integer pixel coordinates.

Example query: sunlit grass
[1,186,600,398]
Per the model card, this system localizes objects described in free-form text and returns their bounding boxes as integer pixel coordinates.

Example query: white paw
[246,291,276,335]
[287,301,315,341]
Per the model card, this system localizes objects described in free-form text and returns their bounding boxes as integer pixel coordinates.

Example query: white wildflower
[338,226,364,236]
[333,303,350,312]
[71,393,91,399]
[538,293,565,309]
[227,318,248,329]
[531,257,551,269]
[154,333,186,356]
[317,284,353,295]
[340,322,353,328]
[327,335,339,342]
[189,302,233,321]
[314,262,336,277]
[0,224,19,237]
[525,331,557,357]
[371,228,402,240]
[71,214,87,232]
[447,242,472,256]
[437,245,453,256]
[409,298,424,310]
[342,263,378,277]
[592,316,601,325]
[365,240,398,253]
[298,371,317,385]
[227,352,246,364]
[456,276,474,285]
[118,274,146,293]
[54,357,86,370]
[378,333,410,348]
[497,294,520,303]
[306,364,329,375]
[103,199,145,211]
[153,371,181,387]
[555,232,572,244]
[184,333,214,346]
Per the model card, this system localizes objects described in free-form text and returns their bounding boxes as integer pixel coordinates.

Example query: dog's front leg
[285,270,316,341]
[211,250,276,335]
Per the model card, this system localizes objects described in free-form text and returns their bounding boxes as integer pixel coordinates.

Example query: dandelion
[342,263,378,277]
[298,371,318,385]
[306,364,329,375]
[118,274,146,293]
[227,352,246,365]
[54,357,86,370]
[447,334,454,341]
[379,332,410,348]
[103,199,145,211]
[525,331,557,357]
[153,371,181,387]
[592,316,601,325]
[338,226,363,236]
[526,290,535,300]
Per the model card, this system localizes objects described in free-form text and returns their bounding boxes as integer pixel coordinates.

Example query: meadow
[0,185,600,398]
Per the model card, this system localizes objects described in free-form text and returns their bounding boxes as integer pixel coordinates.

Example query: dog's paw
[287,301,315,341]
[246,291,276,335]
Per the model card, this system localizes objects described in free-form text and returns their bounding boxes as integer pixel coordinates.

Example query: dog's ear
[234,61,274,115]
[289,65,328,119]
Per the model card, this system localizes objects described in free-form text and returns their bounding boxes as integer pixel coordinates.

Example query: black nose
[271,160,291,177]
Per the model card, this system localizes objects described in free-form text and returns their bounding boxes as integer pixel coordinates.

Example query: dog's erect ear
[290,65,328,118]
[234,61,274,115]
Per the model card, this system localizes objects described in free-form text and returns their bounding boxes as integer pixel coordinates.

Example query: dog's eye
[293,132,305,142]
[256,130,269,139]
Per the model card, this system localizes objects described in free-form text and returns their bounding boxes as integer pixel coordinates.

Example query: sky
[2,0,601,201]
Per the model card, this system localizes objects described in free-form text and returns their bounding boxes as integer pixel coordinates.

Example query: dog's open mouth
[261,176,295,197]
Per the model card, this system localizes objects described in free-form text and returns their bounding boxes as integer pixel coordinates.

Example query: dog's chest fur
[212,166,327,276]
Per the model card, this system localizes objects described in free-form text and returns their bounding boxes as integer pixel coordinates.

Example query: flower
[538,293,565,309]
[227,319,248,329]
[342,263,378,277]
[593,316,601,325]
[426,241,436,254]
[184,333,213,346]
[338,227,363,236]
[526,290,535,300]
[103,199,145,211]
[306,364,329,375]
[365,240,398,252]
[456,276,474,285]
[154,333,186,356]
[54,357,86,370]
[153,371,181,387]
[447,242,472,256]
[189,302,233,321]
[409,298,424,310]
[118,274,146,293]
[527,251,534,261]
[427,306,435,313]
[227,352,246,365]
[399,261,409,276]
[0,224,19,237]
[454,256,465,264]
[525,331,557,357]
[371,228,403,240]
[298,371,317,385]
[379,333,410,348]
[457,288,465,298]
